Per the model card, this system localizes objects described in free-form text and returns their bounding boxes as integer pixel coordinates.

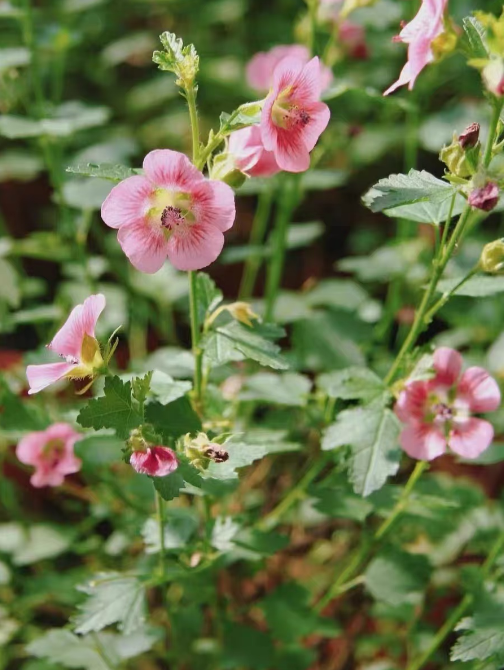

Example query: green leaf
[365,549,431,606]
[312,482,374,522]
[206,439,298,480]
[152,470,185,501]
[436,275,504,298]
[0,103,109,139]
[152,31,199,81]
[73,572,146,635]
[145,395,201,443]
[300,169,348,191]
[338,239,427,282]
[4,524,72,566]
[322,399,401,496]
[195,271,223,322]
[233,528,290,557]
[0,47,30,71]
[74,434,123,467]
[363,169,459,219]
[451,594,504,663]
[66,162,141,182]
[150,370,192,405]
[62,178,113,210]
[0,380,49,431]
[317,367,386,402]
[206,321,289,370]
[142,508,198,553]
[77,376,142,439]
[219,101,262,134]
[382,192,466,225]
[221,622,275,670]
[461,16,490,60]
[239,372,312,406]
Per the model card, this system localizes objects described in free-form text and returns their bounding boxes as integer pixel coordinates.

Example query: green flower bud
[439,132,472,178]
[480,239,504,274]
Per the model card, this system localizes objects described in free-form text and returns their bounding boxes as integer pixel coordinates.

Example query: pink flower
[395,347,501,461]
[228,126,281,177]
[260,57,331,173]
[384,0,448,96]
[26,294,106,395]
[101,150,235,273]
[16,423,82,488]
[468,183,500,212]
[246,45,333,93]
[130,446,178,477]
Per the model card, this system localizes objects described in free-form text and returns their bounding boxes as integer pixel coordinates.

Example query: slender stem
[186,86,200,164]
[405,529,504,670]
[239,187,275,300]
[188,271,203,407]
[156,492,167,582]
[483,101,503,168]
[21,0,44,113]
[307,0,318,56]
[423,265,479,324]
[264,178,298,322]
[316,538,371,612]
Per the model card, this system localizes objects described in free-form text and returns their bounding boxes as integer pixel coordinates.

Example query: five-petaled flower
[246,44,333,93]
[26,294,106,395]
[395,347,501,461]
[261,56,331,172]
[16,423,82,488]
[384,0,448,95]
[130,445,178,477]
[101,150,236,273]
[228,126,281,178]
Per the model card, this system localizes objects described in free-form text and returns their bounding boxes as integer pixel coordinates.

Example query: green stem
[483,100,503,168]
[186,86,200,164]
[188,270,203,407]
[21,0,44,113]
[239,187,275,300]
[264,178,298,322]
[405,530,504,670]
[156,492,167,582]
[316,538,371,612]
[423,264,479,324]
[307,0,318,57]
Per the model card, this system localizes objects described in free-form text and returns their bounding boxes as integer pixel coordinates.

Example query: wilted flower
[26,294,106,395]
[261,56,330,172]
[468,182,500,212]
[395,347,501,461]
[246,44,333,92]
[101,150,235,272]
[384,0,448,95]
[228,126,281,178]
[16,423,82,488]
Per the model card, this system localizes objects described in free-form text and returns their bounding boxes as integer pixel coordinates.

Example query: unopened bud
[459,122,480,149]
[480,239,504,274]
[468,182,500,212]
[439,132,471,178]
[483,58,504,97]
[209,153,247,189]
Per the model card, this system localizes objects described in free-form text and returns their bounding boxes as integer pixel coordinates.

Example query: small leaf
[145,396,201,443]
[451,593,504,663]
[66,162,141,182]
[436,275,504,298]
[239,372,312,406]
[317,367,386,402]
[219,101,262,134]
[152,470,185,501]
[152,31,199,84]
[195,271,223,322]
[461,16,490,60]
[77,376,142,439]
[365,549,431,606]
[150,370,192,405]
[322,399,402,496]
[208,321,288,370]
[142,509,198,552]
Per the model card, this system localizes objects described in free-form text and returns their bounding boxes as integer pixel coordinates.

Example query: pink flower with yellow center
[246,44,333,93]
[130,446,178,477]
[101,150,235,273]
[26,294,106,395]
[16,423,82,488]
[384,0,448,95]
[395,347,501,461]
[228,125,281,178]
[260,56,330,173]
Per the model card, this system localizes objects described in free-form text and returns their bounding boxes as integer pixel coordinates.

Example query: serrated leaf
[152,470,185,501]
[451,594,504,663]
[436,275,504,298]
[219,102,262,134]
[152,31,199,82]
[206,440,298,480]
[142,509,198,553]
[66,162,141,181]
[145,396,201,443]
[363,169,459,218]
[77,376,142,439]
[322,400,401,496]
[209,321,288,370]
[461,16,490,60]
[317,367,386,402]
[73,572,146,635]
[239,372,312,406]
[150,370,192,405]
[365,549,431,606]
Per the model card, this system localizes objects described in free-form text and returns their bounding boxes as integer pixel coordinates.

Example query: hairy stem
[186,86,200,164]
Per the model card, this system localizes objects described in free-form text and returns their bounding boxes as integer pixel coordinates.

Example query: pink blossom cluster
[395,348,501,461]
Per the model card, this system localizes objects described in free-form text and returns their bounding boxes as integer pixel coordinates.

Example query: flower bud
[225,301,259,327]
[483,58,504,97]
[468,182,500,212]
[183,432,228,470]
[459,123,480,149]
[130,445,178,477]
[480,239,504,274]
[439,132,471,178]
[209,152,247,189]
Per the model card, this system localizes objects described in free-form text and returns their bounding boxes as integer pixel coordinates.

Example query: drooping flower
[395,347,501,461]
[384,0,448,95]
[130,445,178,477]
[468,182,500,212]
[16,423,82,488]
[246,45,333,93]
[26,294,106,395]
[101,150,236,273]
[260,56,331,173]
[228,126,281,178]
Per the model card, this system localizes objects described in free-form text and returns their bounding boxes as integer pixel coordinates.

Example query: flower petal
[117,222,168,274]
[130,446,178,477]
[433,347,463,387]
[143,149,204,191]
[26,362,77,395]
[300,101,331,152]
[449,418,494,459]
[399,422,446,461]
[167,224,224,271]
[395,380,429,423]
[101,175,153,229]
[202,180,236,232]
[260,92,277,152]
[458,367,501,413]
[274,129,311,172]
[49,294,106,359]
[292,56,324,103]
[272,56,305,95]
[16,432,44,465]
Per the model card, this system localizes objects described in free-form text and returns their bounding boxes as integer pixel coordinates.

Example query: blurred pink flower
[339,21,369,59]
[468,183,500,212]
[395,347,501,461]
[101,150,235,273]
[246,45,333,92]
[384,0,448,95]
[260,56,330,172]
[26,294,106,395]
[228,126,281,177]
[16,423,82,488]
[130,446,178,477]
